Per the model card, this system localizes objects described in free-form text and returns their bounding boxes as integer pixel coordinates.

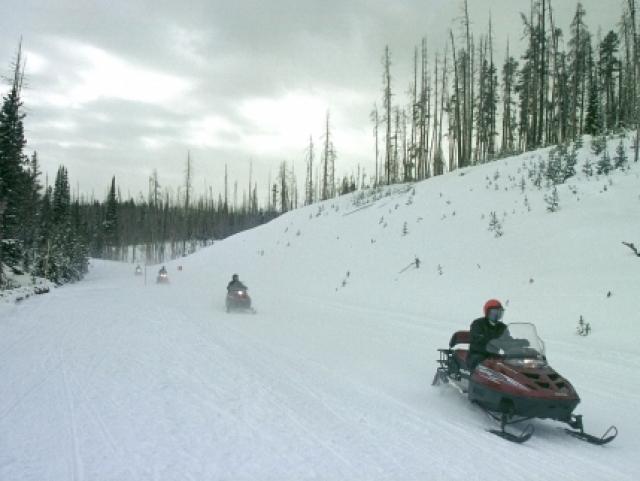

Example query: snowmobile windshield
[229,283,247,291]
[487,323,546,362]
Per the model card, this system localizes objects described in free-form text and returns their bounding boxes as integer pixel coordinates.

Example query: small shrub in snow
[613,140,628,170]
[545,186,560,212]
[577,316,591,336]
[488,212,503,237]
[590,134,607,156]
[582,157,594,178]
[596,150,612,176]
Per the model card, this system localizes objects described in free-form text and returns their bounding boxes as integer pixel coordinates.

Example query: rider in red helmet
[467,299,507,371]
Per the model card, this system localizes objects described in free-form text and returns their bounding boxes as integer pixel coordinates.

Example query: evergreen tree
[584,77,602,136]
[0,43,28,281]
[562,144,579,182]
[501,46,519,154]
[590,134,607,155]
[598,31,620,129]
[568,3,590,141]
[596,149,612,175]
[613,139,628,169]
[488,211,503,237]
[545,186,560,212]
[46,166,86,284]
[582,157,594,177]
[104,177,119,259]
[18,151,43,272]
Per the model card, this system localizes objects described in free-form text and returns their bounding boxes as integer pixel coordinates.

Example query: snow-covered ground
[2,137,639,480]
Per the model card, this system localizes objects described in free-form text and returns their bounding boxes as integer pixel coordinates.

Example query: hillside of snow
[2,137,639,480]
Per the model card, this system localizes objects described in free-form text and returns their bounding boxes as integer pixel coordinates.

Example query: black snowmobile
[134,265,142,276]
[156,268,169,284]
[225,284,256,314]
[432,323,617,444]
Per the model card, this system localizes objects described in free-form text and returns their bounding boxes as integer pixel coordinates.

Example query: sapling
[576,316,591,336]
[488,212,503,237]
[545,186,560,212]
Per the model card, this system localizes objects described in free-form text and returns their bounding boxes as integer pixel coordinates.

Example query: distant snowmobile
[225,284,256,314]
[432,322,617,444]
[156,267,169,284]
[134,265,142,276]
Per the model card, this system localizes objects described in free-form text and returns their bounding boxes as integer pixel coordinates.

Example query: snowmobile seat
[447,331,471,369]
[453,349,469,364]
[449,330,470,348]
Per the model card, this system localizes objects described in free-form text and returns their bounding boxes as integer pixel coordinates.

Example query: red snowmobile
[432,323,617,444]
[225,285,256,314]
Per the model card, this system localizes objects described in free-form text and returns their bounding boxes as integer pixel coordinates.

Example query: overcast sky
[0,0,624,203]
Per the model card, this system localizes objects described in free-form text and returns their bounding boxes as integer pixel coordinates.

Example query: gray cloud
[1,0,624,202]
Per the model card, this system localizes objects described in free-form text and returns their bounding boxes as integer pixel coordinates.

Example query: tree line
[370,0,640,185]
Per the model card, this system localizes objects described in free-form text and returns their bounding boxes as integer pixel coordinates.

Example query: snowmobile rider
[467,299,507,371]
[227,274,245,291]
[159,266,167,275]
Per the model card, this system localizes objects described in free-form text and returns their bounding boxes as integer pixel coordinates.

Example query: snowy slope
[1,137,640,480]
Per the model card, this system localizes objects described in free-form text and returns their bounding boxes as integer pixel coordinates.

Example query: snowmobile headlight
[506,358,547,369]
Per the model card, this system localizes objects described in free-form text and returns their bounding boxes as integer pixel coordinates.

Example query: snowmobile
[225,285,256,314]
[156,270,169,284]
[432,323,617,444]
[134,265,142,276]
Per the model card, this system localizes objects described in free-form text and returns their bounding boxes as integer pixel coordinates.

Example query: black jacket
[227,280,246,291]
[467,317,507,370]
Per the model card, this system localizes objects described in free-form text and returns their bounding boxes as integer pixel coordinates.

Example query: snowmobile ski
[488,423,534,444]
[562,414,618,445]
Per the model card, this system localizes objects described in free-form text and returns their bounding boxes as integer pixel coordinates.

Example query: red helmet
[483,299,503,317]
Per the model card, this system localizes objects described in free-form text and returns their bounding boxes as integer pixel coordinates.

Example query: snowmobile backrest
[449,330,470,348]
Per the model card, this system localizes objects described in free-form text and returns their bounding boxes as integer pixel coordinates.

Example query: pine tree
[568,3,590,141]
[562,144,578,182]
[613,139,628,169]
[584,77,602,136]
[488,211,503,237]
[501,45,519,154]
[598,31,620,129]
[0,43,28,281]
[596,149,612,175]
[545,186,560,212]
[104,177,119,259]
[18,151,43,272]
[45,166,73,284]
[582,157,594,177]
[590,134,607,156]
[32,186,53,279]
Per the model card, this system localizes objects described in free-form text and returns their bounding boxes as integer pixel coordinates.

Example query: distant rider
[227,274,245,291]
[159,266,167,275]
[467,299,507,371]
